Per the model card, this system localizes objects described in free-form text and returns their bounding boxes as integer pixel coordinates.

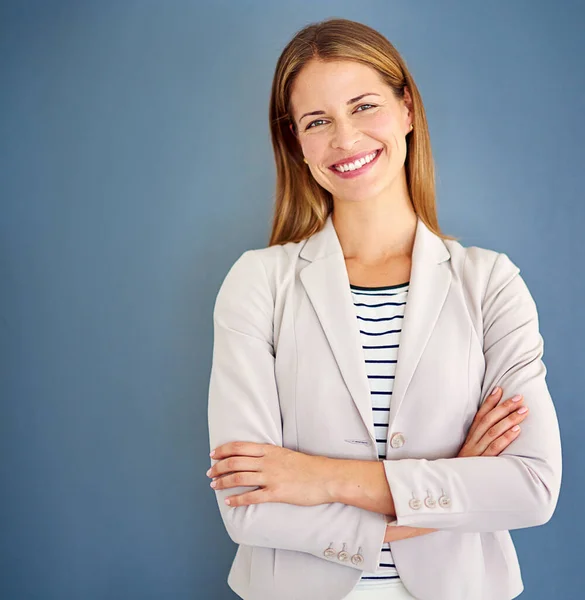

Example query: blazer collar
[299,213,452,451]
[299,212,450,264]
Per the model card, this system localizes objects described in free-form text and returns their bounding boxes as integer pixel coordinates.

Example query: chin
[340,180,392,202]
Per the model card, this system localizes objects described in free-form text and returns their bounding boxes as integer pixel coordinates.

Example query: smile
[329,148,383,179]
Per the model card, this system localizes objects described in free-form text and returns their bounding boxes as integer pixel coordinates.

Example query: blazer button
[351,553,364,566]
[337,543,349,561]
[390,432,405,448]
[439,495,452,508]
[409,497,422,510]
[351,546,364,565]
[323,543,336,558]
[424,493,437,509]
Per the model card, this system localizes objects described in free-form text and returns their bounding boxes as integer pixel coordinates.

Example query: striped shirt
[349,280,409,587]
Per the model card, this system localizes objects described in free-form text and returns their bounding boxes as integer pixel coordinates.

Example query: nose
[330,118,361,151]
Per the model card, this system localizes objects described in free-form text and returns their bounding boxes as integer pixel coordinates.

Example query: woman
[206,18,562,600]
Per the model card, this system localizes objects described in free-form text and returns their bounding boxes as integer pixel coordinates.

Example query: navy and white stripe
[349,281,409,587]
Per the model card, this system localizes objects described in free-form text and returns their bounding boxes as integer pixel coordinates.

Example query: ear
[289,122,297,138]
[403,85,414,126]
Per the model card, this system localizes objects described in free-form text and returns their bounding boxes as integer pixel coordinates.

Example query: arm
[325,458,395,516]
[324,458,438,542]
[380,252,562,532]
[207,250,387,572]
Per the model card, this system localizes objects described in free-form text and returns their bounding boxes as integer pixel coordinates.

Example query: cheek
[365,111,400,143]
[300,136,323,160]
[371,110,394,127]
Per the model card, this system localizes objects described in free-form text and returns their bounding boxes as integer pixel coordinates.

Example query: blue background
[1,1,582,598]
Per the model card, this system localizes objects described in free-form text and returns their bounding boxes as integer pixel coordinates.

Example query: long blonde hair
[268,17,457,246]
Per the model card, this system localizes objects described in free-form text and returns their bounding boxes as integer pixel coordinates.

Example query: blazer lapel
[387,218,452,428]
[299,213,451,449]
[300,220,377,447]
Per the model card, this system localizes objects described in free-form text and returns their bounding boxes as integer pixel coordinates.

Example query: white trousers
[341,580,418,600]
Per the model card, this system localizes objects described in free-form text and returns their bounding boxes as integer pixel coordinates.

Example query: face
[289,59,413,204]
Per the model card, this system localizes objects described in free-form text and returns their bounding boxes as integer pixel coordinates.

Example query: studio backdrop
[0,1,582,599]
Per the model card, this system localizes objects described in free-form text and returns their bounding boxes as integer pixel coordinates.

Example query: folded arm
[381,252,562,531]
[207,250,388,572]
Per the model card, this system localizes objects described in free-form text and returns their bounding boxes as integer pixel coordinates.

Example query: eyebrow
[298,92,381,123]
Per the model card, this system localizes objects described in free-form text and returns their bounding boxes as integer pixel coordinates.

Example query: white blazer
[207,213,562,600]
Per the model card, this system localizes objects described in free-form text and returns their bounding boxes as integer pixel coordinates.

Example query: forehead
[290,60,388,111]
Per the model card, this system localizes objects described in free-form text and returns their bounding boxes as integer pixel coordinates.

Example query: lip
[329,148,382,168]
[329,148,383,179]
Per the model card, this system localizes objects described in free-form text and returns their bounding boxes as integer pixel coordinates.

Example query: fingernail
[210,481,217,488]
[518,406,528,414]
[491,387,500,396]
[511,394,522,402]
[206,469,211,477]
[210,450,215,458]
[511,425,520,431]
[225,498,231,505]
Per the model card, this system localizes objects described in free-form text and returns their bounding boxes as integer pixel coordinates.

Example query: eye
[305,104,377,130]
[306,119,327,130]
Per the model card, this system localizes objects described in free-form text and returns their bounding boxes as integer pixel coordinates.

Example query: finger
[466,393,524,447]
[211,441,268,461]
[474,406,529,455]
[211,471,264,491]
[466,397,525,453]
[482,425,522,456]
[478,386,503,416]
[208,456,262,478]
[467,387,503,437]
[225,488,273,507]
[458,404,527,458]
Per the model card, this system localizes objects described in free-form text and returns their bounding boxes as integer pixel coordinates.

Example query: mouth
[328,148,383,179]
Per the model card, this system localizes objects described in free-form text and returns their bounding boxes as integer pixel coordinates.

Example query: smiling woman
[288,60,410,197]
[207,16,561,600]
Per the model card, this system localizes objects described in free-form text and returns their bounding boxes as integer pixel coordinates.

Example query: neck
[331,172,418,265]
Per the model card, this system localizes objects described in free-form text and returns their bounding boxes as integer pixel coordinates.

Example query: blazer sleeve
[207,250,388,572]
[382,251,562,532]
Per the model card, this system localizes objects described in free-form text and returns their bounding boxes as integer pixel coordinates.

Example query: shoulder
[441,236,538,341]
[443,237,522,300]
[214,239,305,318]
[217,240,302,293]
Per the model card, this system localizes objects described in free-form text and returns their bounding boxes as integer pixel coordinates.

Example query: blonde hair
[268,17,457,246]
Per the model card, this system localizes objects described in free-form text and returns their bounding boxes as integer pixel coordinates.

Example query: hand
[457,387,528,457]
[207,441,332,507]
[384,524,437,543]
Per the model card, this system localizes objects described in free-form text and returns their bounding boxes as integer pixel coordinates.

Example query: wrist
[321,457,397,516]
[322,456,345,503]
[325,458,394,513]
[322,457,366,504]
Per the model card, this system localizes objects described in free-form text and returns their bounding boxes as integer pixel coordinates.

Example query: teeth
[334,150,379,172]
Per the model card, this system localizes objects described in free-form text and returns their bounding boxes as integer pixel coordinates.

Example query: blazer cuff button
[439,495,452,508]
[424,493,437,509]
[409,496,422,510]
[323,542,336,558]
